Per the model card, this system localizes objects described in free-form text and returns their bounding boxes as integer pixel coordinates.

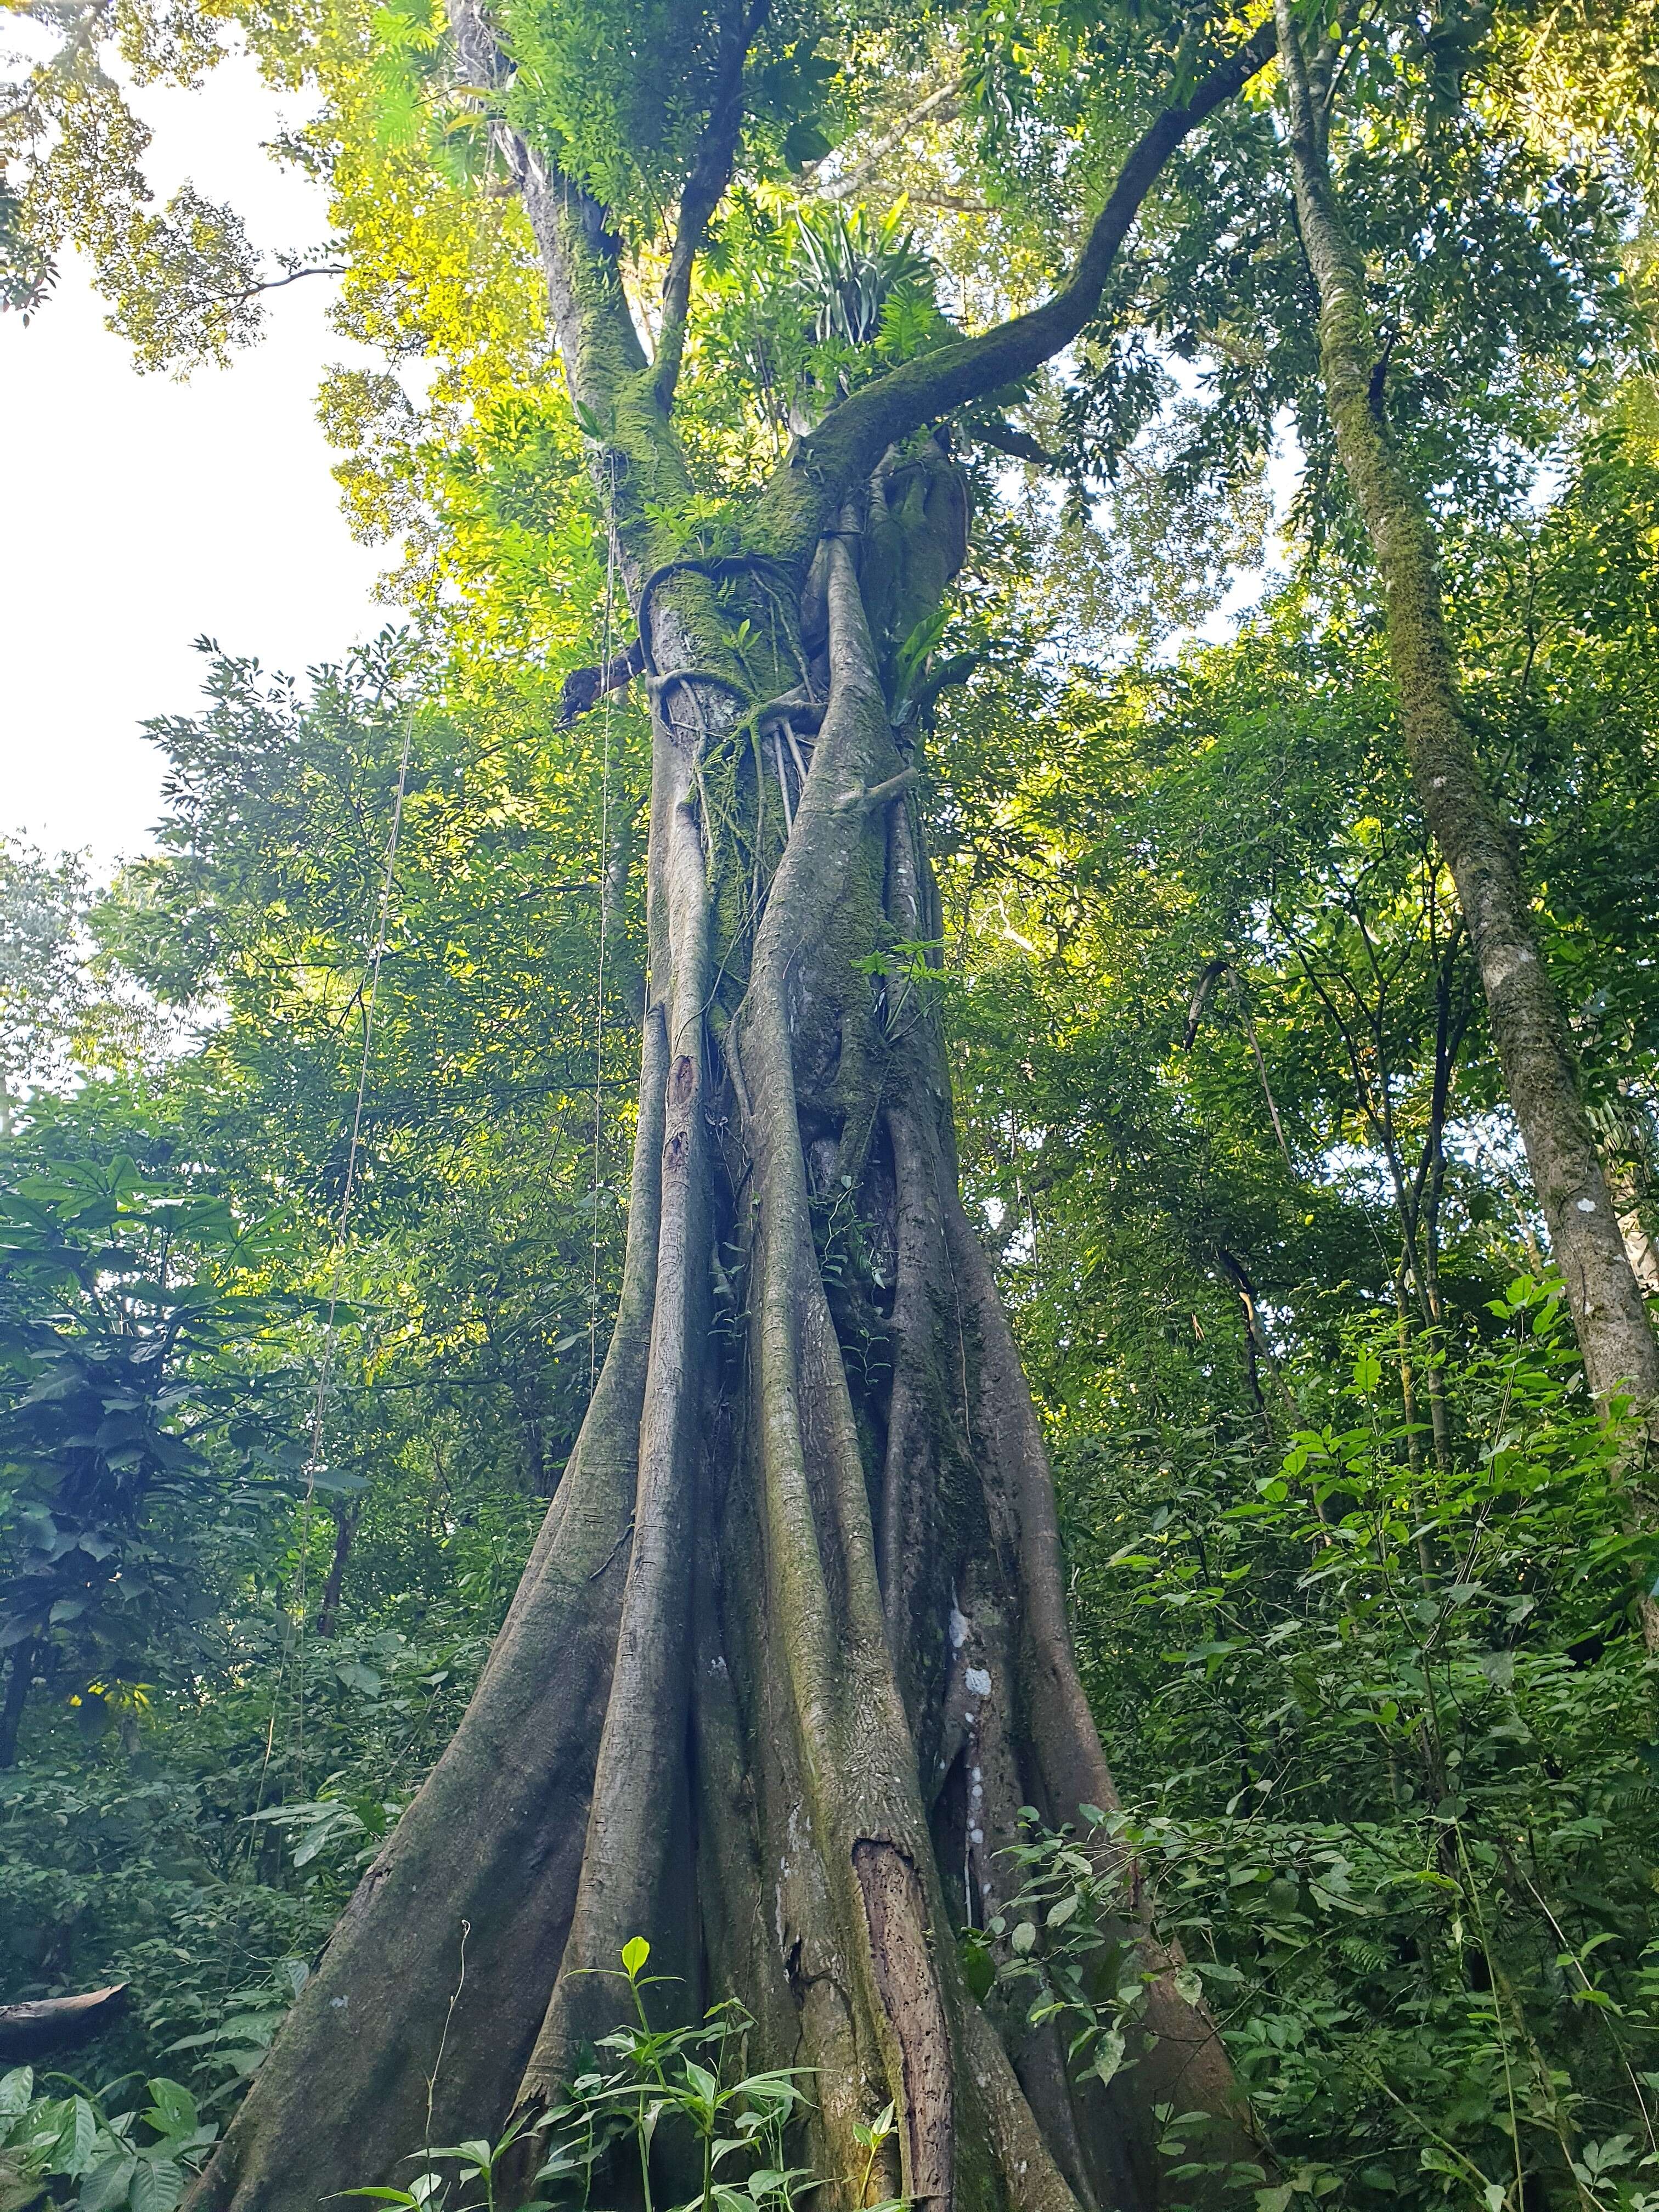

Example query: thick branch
[653,0,771,407]
[754,21,1277,557]
[557,638,644,726]
[973,420,1066,471]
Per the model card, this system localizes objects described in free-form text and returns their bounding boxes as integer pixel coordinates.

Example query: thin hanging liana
[590,453,619,1387]
[296,709,415,1788]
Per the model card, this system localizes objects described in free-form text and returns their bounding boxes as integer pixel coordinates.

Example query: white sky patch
[0,45,388,873]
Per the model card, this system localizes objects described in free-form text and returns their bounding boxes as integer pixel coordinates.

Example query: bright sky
[0,48,388,873]
[0,47,1294,879]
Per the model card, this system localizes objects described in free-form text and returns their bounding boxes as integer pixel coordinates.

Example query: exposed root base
[189,459,1263,2212]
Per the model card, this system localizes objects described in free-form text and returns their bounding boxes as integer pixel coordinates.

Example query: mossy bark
[187,21,1280,2212]
[1274,0,1659,1417]
[191,451,1262,2212]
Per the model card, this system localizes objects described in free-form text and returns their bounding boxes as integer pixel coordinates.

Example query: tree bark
[1273,0,1659,1417]
[187,20,1281,2211]
[0,1635,34,1769]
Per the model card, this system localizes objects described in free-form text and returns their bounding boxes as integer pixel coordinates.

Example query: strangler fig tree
[136,3,1279,2208]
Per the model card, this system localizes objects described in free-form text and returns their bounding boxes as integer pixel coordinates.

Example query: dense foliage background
[4,0,1659,2202]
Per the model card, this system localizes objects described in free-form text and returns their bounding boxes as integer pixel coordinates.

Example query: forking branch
[651,0,774,407]
[449,0,1276,586]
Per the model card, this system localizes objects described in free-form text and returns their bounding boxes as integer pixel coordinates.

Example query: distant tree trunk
[188,16,1280,2212]
[0,1637,33,1769]
[1274,0,1659,1419]
[315,1506,359,1640]
[1613,1167,1659,1300]
[1592,1093,1659,1300]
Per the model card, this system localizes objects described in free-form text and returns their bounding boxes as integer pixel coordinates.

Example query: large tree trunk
[1273,0,1659,1416]
[188,437,1262,2212]
[186,13,1284,2207]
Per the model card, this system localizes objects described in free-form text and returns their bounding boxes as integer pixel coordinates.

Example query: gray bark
[1274,0,1659,1416]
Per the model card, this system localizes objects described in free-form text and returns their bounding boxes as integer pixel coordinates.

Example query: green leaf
[679,2062,719,2109]
[129,2154,185,2212]
[143,2081,198,2142]
[0,2071,33,2129]
[781,118,834,171]
[80,2155,140,2212]
[1091,2030,1127,2088]
[620,1936,650,1978]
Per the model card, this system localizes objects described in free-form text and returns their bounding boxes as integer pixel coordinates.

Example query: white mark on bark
[1577,1198,1598,1213]
[949,1605,969,1650]
[964,1666,991,1697]
[1482,944,1537,994]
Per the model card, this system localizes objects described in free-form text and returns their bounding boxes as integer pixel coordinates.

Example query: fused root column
[186,490,1259,2212]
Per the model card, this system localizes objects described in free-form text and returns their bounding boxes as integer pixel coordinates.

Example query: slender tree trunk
[1215,1247,1272,1443]
[1274,0,1659,1416]
[1393,1271,1427,1481]
[0,1637,33,1769]
[315,1506,359,1640]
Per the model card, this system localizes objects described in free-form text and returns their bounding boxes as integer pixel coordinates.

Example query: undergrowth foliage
[0,2068,217,2212]
[1048,1283,1659,2212]
[331,1292,1659,2212]
[340,1940,831,2212]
